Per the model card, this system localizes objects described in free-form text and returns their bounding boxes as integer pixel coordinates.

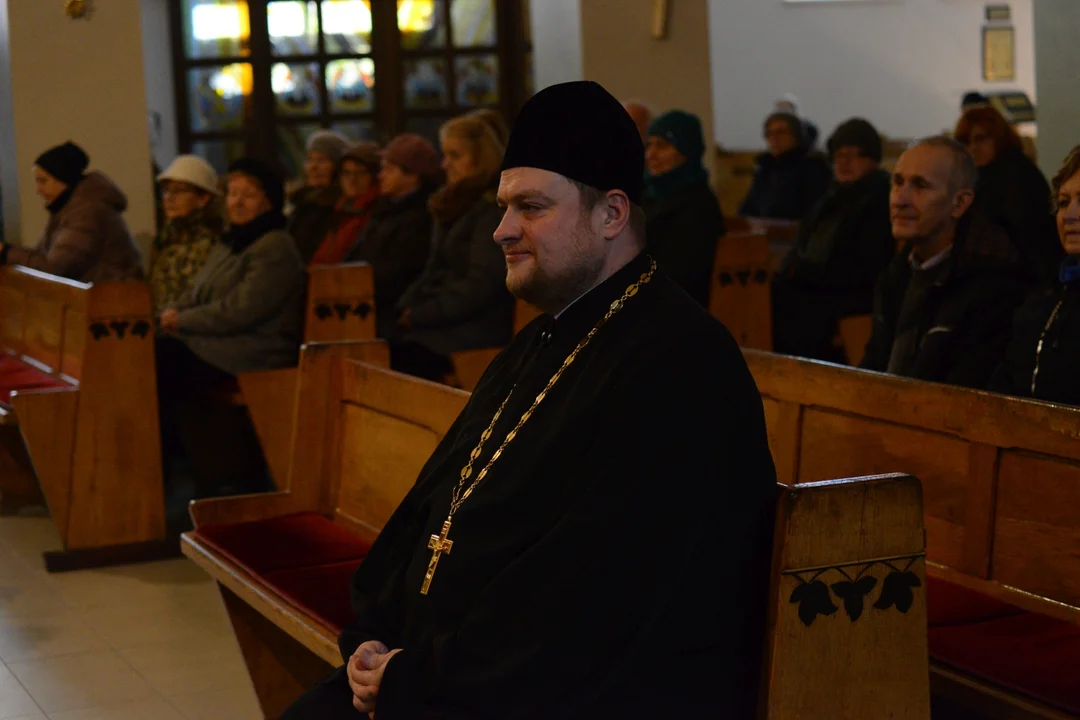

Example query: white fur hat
[157,155,221,196]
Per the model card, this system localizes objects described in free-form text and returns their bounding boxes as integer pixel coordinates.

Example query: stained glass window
[398,0,446,50]
[327,58,375,113]
[267,1,320,55]
[404,58,449,109]
[323,0,374,53]
[183,0,251,59]
[450,0,495,48]
[188,64,253,131]
[454,55,498,107]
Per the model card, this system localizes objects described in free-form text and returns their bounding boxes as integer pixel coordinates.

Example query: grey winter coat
[172,229,304,376]
[398,197,513,356]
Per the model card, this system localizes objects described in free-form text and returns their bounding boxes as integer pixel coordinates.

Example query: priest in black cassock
[282,81,777,719]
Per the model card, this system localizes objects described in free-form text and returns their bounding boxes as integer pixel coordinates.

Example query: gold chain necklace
[420,259,657,594]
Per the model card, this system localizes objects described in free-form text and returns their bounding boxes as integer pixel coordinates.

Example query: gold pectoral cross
[421,520,454,595]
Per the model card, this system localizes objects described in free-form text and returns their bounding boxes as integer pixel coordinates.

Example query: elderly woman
[309,141,382,266]
[739,112,831,221]
[157,157,304,497]
[0,141,142,281]
[346,133,442,338]
[393,112,513,380]
[642,109,724,307]
[955,105,1061,283]
[149,155,223,312]
[290,130,350,263]
[990,147,1080,405]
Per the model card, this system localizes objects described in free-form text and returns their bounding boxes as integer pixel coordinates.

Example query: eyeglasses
[161,186,196,198]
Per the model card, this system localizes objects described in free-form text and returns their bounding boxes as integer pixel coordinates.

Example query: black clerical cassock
[327,253,777,718]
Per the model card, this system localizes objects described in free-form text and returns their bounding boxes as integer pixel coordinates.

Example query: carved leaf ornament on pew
[787,554,923,627]
[717,268,771,288]
[89,317,152,341]
[314,298,374,322]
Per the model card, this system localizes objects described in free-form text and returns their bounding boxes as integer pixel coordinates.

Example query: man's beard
[506,221,605,315]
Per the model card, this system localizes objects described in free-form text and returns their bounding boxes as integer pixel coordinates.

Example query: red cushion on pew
[0,355,72,404]
[929,611,1080,714]
[263,559,363,633]
[194,512,371,576]
[925,576,1024,627]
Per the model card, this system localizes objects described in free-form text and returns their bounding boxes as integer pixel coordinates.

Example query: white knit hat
[157,155,221,196]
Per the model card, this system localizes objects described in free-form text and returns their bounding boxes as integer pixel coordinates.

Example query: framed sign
[986,5,1011,22]
[982,26,1016,81]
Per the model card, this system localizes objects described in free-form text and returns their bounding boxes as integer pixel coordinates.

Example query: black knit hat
[227,157,286,213]
[827,118,883,163]
[502,81,644,204]
[35,141,89,186]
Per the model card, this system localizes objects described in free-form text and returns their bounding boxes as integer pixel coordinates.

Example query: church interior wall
[141,0,180,175]
[579,0,716,178]
[707,0,1037,150]
[0,0,156,247]
[1032,0,1080,179]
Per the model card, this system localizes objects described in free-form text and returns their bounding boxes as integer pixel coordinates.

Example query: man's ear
[951,188,975,219]
[602,190,631,240]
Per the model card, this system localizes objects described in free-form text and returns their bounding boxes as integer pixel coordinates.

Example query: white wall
[142,0,179,172]
[1032,0,1080,178]
[0,0,156,246]
[708,0,1036,149]
[529,0,583,90]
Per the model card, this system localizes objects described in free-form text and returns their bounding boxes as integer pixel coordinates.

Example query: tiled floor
[0,515,261,719]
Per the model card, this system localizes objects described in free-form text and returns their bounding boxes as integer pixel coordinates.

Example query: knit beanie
[227,157,286,213]
[382,133,443,184]
[647,110,706,162]
[35,141,90,186]
[342,141,382,177]
[827,118,883,163]
[306,130,350,166]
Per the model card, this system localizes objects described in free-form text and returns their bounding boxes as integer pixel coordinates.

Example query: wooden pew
[710,231,773,350]
[447,298,542,391]
[0,266,171,571]
[184,357,930,717]
[237,262,378,484]
[183,355,471,717]
[746,350,1080,719]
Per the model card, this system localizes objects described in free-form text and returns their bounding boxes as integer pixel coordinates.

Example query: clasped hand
[349,640,403,717]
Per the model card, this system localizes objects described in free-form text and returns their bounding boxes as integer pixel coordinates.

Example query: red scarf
[309,187,380,266]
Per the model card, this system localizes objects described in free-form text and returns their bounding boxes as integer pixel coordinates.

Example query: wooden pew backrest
[746,350,1080,615]
[305,263,376,342]
[764,473,929,718]
[2,266,164,551]
[709,231,772,351]
[327,361,469,544]
[1,266,91,381]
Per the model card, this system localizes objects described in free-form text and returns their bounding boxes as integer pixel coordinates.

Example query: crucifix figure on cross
[421,520,454,595]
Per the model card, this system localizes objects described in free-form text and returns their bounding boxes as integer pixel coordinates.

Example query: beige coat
[8,172,143,283]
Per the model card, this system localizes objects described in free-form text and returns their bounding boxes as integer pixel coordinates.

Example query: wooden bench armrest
[188,491,309,528]
[181,534,340,665]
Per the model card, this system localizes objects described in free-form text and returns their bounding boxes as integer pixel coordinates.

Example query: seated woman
[955,105,1061,284]
[149,155,223,313]
[642,109,724,307]
[289,130,349,263]
[0,141,143,281]
[156,158,305,498]
[991,147,1080,404]
[345,133,442,338]
[739,112,831,221]
[393,114,513,380]
[309,142,382,266]
[772,118,894,361]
